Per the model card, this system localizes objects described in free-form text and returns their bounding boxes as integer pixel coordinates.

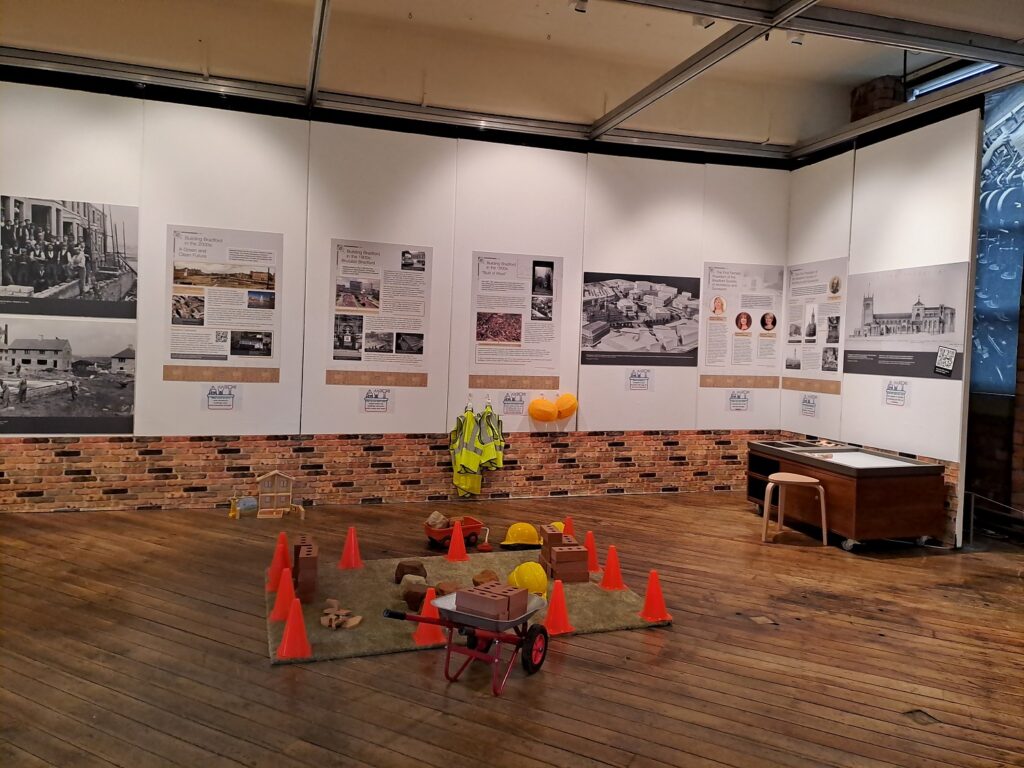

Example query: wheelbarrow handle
[382,608,449,628]
[382,608,407,621]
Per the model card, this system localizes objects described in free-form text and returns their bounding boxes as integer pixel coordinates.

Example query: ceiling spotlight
[787,31,805,45]
[692,15,716,29]
[572,0,588,13]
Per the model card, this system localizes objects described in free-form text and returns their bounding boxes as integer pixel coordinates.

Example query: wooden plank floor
[1,491,1023,768]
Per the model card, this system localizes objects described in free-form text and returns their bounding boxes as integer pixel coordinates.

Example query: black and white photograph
[785,353,802,370]
[804,304,818,340]
[845,262,969,378]
[580,272,700,366]
[0,314,135,434]
[335,278,381,311]
[171,294,205,326]
[332,314,363,361]
[531,295,553,321]
[828,276,842,295]
[395,332,425,354]
[826,315,840,344]
[365,331,395,354]
[229,330,273,357]
[247,290,275,310]
[821,346,839,372]
[532,260,554,296]
[1,195,138,319]
[401,250,426,272]
[174,262,276,291]
[788,321,802,339]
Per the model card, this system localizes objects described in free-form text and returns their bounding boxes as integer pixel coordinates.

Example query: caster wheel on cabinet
[841,539,857,552]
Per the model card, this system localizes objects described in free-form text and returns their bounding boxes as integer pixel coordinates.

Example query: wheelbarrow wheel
[521,625,549,675]
[465,631,493,653]
[466,533,479,547]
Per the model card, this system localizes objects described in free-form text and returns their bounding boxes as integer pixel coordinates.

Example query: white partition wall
[697,165,790,428]
[447,140,586,432]
[841,111,980,461]
[781,151,855,438]
[301,124,457,434]
[577,154,705,430]
[134,101,310,435]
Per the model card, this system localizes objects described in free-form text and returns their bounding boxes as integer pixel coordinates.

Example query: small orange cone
[542,579,575,635]
[584,530,601,574]
[276,598,312,660]
[446,520,469,562]
[599,545,627,591]
[563,516,576,538]
[639,570,672,622]
[412,588,446,646]
[266,532,290,592]
[270,567,296,622]
[338,526,363,570]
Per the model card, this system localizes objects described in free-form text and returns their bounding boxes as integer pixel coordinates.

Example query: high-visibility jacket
[449,406,483,497]
[478,404,504,470]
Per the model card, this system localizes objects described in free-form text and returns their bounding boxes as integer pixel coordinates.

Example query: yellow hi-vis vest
[478,404,504,470]
[449,407,483,496]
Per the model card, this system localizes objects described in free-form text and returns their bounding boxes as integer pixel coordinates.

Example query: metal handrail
[966,491,1024,546]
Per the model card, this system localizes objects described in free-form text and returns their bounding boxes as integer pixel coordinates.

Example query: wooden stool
[762,472,828,546]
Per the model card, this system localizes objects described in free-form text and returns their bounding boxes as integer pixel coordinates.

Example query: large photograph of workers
[0,195,138,319]
[580,272,701,366]
[973,84,1024,395]
[0,314,135,434]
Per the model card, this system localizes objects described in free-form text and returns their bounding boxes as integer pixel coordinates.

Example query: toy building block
[472,569,500,587]
[288,503,306,521]
[434,580,462,597]
[256,470,294,519]
[294,541,319,604]
[486,584,528,618]
[394,559,427,584]
[551,544,588,564]
[455,587,510,620]
[402,583,430,611]
[540,524,564,547]
[292,534,313,566]
[562,534,578,547]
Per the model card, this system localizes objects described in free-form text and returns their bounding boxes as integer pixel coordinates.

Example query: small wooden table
[747,440,947,549]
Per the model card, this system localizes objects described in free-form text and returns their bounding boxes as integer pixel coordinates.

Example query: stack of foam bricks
[539,524,589,583]
[292,534,319,603]
[455,583,529,621]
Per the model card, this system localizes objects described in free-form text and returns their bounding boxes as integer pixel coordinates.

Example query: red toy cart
[424,515,485,549]
[383,592,549,696]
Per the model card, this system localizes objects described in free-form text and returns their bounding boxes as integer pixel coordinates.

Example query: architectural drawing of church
[853,291,956,337]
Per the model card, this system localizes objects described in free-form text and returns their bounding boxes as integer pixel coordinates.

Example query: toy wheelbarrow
[383,593,549,696]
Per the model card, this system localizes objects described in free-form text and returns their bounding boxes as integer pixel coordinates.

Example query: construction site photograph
[476,312,522,344]
[173,262,276,291]
[335,278,381,311]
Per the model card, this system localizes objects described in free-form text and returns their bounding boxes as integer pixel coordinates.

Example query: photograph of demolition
[0,195,137,314]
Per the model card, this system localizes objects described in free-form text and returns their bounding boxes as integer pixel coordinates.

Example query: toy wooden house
[256,470,294,519]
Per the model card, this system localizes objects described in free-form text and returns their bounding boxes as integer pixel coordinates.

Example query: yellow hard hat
[508,562,548,597]
[555,393,578,420]
[549,521,565,532]
[528,396,558,422]
[501,522,541,547]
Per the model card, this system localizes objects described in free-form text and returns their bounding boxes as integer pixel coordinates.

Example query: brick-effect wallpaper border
[1,430,775,513]
[0,429,960,543]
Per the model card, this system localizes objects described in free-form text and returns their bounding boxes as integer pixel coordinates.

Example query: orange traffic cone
[266,532,290,592]
[639,570,672,622]
[338,526,364,570]
[599,545,627,591]
[563,516,576,538]
[276,598,312,660]
[542,579,575,635]
[270,567,296,622]
[412,587,446,646]
[584,530,601,574]
[446,520,469,562]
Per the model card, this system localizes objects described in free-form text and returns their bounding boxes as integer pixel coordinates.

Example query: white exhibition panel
[787,151,854,266]
[849,111,981,274]
[0,83,144,206]
[697,165,790,429]
[301,123,457,434]
[780,389,842,440]
[840,112,979,460]
[577,154,705,431]
[841,373,964,462]
[135,101,309,435]
[448,140,586,432]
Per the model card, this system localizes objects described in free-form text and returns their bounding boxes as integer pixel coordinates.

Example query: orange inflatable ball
[555,393,578,420]
[528,396,558,422]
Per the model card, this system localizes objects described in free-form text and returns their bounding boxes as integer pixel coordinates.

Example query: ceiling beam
[588,0,819,139]
[305,0,332,107]
[620,0,1024,68]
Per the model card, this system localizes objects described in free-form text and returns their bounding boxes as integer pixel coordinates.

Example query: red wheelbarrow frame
[382,608,549,696]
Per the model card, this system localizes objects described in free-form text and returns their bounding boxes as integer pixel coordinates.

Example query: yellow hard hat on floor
[508,562,548,597]
[549,521,565,532]
[501,522,541,547]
